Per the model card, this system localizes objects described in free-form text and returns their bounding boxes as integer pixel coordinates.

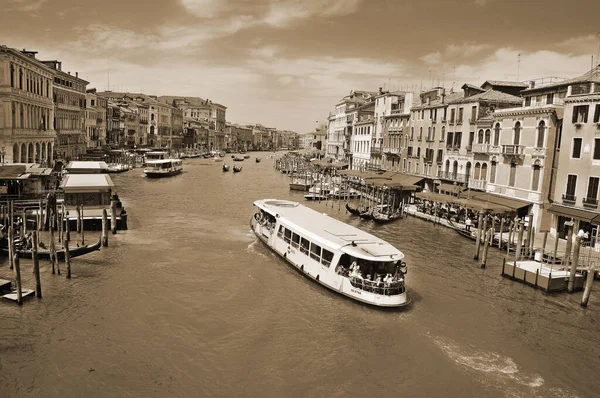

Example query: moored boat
[250,199,409,307]
[223,164,230,172]
[255,157,261,163]
[143,159,183,178]
[233,156,244,162]
[233,165,243,172]
[243,154,251,159]
[0,238,101,261]
[372,208,402,223]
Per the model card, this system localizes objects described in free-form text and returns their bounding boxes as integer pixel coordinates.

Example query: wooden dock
[2,289,35,302]
[501,259,587,292]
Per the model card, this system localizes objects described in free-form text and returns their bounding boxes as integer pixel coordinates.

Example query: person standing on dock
[465,216,472,232]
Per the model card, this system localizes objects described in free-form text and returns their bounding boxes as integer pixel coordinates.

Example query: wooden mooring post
[481,228,491,269]
[567,234,582,293]
[515,220,525,262]
[102,209,109,247]
[474,212,483,260]
[498,217,505,249]
[8,226,14,270]
[65,210,70,242]
[65,239,71,279]
[14,254,23,305]
[80,204,85,245]
[32,231,42,298]
[76,204,81,235]
[110,200,117,234]
[581,269,596,307]
[562,221,574,268]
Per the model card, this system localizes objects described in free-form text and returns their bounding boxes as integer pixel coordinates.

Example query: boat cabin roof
[66,161,109,171]
[147,151,169,155]
[60,174,114,192]
[254,199,404,262]
[146,159,181,164]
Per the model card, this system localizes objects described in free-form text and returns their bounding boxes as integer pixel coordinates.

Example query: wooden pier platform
[0,278,12,293]
[501,259,586,292]
[2,288,35,302]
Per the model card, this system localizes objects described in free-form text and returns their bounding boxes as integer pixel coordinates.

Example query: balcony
[466,144,472,153]
[502,144,525,156]
[531,147,545,159]
[562,193,576,205]
[457,119,463,125]
[469,118,476,125]
[583,197,598,209]
[472,143,490,154]
[469,179,487,191]
[426,136,435,142]
[448,119,455,125]
[383,147,401,155]
[436,157,444,164]
[446,146,460,154]
[423,155,434,163]
[438,170,469,184]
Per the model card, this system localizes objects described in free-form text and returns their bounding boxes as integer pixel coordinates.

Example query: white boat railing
[348,276,405,295]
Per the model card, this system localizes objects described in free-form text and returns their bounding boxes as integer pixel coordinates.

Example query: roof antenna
[516,53,521,81]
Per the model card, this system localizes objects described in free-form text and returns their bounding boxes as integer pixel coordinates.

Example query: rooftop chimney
[76,72,78,78]
[378,87,383,94]
[529,80,535,89]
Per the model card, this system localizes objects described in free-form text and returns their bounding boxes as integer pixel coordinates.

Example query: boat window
[284,228,292,243]
[291,233,300,248]
[321,249,334,267]
[310,243,321,261]
[277,225,284,238]
[300,237,310,254]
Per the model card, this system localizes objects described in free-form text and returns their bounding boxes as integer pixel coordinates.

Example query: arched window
[445,159,450,173]
[493,123,500,146]
[35,143,40,162]
[537,121,545,148]
[481,163,488,181]
[485,129,491,144]
[419,126,423,139]
[532,163,541,191]
[19,68,23,89]
[474,162,481,180]
[20,143,26,163]
[432,126,436,140]
[514,122,521,145]
[490,161,497,184]
[441,126,445,141]
[28,143,34,163]
[411,127,414,140]
[509,162,517,186]
[9,63,14,87]
[477,129,484,144]
[427,126,431,140]
[12,144,18,163]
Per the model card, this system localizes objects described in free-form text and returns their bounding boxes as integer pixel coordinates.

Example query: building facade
[0,46,56,166]
[41,60,88,162]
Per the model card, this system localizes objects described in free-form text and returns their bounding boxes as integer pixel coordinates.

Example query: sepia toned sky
[2,0,600,133]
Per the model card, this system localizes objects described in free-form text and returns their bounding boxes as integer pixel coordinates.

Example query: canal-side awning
[547,204,600,223]
[437,183,464,194]
[415,192,454,204]
[459,191,530,210]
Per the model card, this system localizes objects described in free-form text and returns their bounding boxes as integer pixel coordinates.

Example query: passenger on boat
[465,216,472,231]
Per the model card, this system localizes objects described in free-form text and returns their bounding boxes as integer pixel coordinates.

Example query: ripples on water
[0,154,598,397]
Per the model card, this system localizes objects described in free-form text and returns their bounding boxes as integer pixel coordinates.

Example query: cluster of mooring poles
[1,193,121,305]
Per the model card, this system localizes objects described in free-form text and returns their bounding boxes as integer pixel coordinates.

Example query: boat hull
[1,239,101,260]
[144,169,182,178]
[250,217,409,308]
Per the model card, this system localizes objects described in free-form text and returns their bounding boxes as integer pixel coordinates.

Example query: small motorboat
[214,156,223,162]
[233,156,244,162]
[243,155,251,159]
[223,164,230,172]
[255,158,261,163]
[233,165,243,172]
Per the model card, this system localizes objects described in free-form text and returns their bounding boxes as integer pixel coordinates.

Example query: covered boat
[250,199,409,307]
[143,159,183,178]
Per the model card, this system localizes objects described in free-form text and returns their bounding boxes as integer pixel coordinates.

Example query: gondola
[233,156,244,162]
[0,238,101,261]
[233,165,243,172]
[345,202,361,215]
[358,207,373,220]
[223,164,230,172]
[255,158,261,163]
[454,227,476,241]
[372,209,401,224]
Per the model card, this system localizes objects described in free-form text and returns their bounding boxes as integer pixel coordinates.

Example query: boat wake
[246,240,269,259]
[432,336,546,392]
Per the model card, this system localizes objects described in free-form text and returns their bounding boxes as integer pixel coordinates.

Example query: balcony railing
[469,179,487,191]
[383,147,401,154]
[438,170,469,183]
[472,143,489,153]
[426,136,435,142]
[502,144,525,155]
[562,193,576,204]
[583,197,598,208]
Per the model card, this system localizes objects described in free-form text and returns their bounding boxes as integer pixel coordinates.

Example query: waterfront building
[546,65,600,239]
[85,90,99,148]
[486,78,567,230]
[371,90,414,171]
[352,115,374,171]
[326,90,376,162]
[40,59,88,162]
[381,92,415,172]
[442,83,523,191]
[0,46,55,165]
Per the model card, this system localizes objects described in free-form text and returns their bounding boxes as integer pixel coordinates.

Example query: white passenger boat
[143,159,183,178]
[250,199,409,307]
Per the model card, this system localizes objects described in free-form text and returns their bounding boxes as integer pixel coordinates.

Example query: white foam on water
[246,239,268,259]
[432,336,546,392]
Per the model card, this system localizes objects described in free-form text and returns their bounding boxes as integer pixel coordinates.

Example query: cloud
[421,52,441,66]
[556,34,600,55]
[5,0,47,12]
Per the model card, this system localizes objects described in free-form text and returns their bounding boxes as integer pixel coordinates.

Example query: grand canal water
[1,153,598,397]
